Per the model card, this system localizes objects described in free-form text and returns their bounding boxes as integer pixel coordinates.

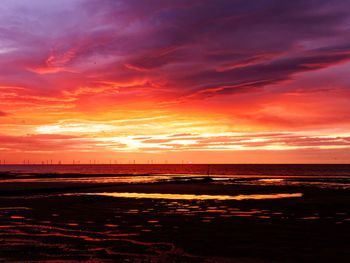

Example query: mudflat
[0,177,349,262]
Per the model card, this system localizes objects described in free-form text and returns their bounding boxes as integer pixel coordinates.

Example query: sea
[1,164,350,189]
[1,163,350,176]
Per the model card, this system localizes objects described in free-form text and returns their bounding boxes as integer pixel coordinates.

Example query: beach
[0,167,349,262]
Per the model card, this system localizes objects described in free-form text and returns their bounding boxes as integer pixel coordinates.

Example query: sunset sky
[1,0,350,163]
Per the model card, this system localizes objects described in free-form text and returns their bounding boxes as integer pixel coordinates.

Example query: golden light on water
[82,192,303,200]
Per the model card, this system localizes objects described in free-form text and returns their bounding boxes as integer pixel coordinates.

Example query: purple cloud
[0,0,349,118]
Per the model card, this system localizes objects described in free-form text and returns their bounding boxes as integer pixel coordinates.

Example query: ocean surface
[1,163,350,175]
[1,164,350,190]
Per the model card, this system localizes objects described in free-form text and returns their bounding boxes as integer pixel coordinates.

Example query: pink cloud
[0,134,126,152]
[0,111,8,117]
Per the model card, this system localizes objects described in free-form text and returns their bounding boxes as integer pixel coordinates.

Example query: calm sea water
[1,164,350,176]
[1,164,350,190]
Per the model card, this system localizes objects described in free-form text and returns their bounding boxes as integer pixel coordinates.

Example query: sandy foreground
[0,175,349,262]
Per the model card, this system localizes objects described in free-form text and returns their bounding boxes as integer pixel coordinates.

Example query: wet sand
[0,177,349,262]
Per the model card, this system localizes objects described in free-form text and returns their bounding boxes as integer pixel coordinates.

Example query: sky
[0,0,350,164]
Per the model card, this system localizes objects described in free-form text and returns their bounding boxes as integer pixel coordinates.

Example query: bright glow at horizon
[1,0,350,163]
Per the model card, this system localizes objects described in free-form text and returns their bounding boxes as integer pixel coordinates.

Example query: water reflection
[1,169,350,192]
[0,191,348,262]
[223,177,350,189]
[2,174,349,190]
[79,192,303,200]
[0,175,171,184]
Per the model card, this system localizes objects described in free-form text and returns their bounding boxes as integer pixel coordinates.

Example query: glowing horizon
[1,0,350,163]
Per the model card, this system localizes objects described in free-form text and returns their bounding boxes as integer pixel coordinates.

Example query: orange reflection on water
[10,216,24,219]
[230,211,260,214]
[206,210,227,213]
[81,192,303,200]
[0,207,31,210]
[300,217,319,220]
[176,209,190,212]
[105,224,118,227]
